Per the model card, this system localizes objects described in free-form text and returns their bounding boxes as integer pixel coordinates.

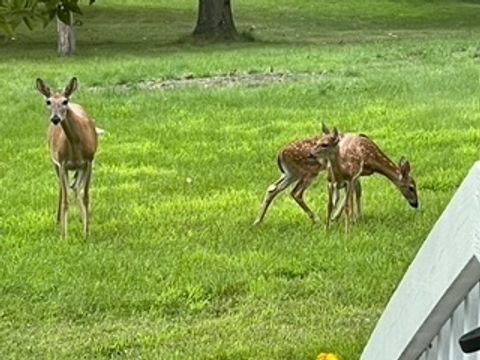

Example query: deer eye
[320,143,329,148]
[62,99,69,106]
[46,100,51,106]
[409,185,415,191]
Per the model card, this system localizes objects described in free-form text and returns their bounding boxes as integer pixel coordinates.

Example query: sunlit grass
[1,0,480,359]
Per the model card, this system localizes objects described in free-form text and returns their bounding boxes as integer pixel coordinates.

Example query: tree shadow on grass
[4,2,480,59]
[2,5,296,59]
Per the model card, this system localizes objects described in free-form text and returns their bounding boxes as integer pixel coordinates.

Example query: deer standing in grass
[310,131,419,230]
[253,125,340,226]
[36,77,98,239]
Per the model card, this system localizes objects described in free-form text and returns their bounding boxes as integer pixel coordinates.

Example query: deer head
[397,157,418,208]
[36,77,78,126]
[309,123,340,160]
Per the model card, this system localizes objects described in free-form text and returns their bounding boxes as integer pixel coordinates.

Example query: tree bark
[57,14,75,56]
[194,0,237,38]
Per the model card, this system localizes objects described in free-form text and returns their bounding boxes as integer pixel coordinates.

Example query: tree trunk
[57,14,75,56]
[194,0,237,39]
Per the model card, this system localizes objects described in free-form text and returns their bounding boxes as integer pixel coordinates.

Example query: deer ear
[332,127,340,145]
[321,122,330,134]
[399,157,411,177]
[332,127,338,137]
[63,77,78,98]
[36,78,51,98]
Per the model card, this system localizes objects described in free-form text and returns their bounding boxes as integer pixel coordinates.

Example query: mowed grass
[1,0,480,359]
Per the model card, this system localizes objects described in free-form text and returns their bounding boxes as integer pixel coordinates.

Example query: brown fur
[37,78,98,239]
[47,104,97,168]
[279,136,328,177]
[312,132,419,229]
[253,127,338,225]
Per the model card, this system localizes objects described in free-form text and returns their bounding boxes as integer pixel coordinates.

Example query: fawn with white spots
[310,129,419,231]
[253,125,340,226]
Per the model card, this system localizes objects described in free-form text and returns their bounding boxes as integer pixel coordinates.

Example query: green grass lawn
[1,0,480,359]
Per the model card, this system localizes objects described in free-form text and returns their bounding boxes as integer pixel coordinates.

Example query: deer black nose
[51,115,61,125]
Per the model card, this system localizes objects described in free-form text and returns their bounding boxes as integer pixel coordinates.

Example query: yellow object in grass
[316,353,340,360]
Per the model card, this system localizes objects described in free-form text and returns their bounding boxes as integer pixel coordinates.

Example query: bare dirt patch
[92,71,326,92]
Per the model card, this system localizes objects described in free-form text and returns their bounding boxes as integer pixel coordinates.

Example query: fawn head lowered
[397,157,418,208]
[36,77,77,126]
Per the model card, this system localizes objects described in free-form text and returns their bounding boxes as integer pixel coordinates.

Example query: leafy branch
[0,0,95,39]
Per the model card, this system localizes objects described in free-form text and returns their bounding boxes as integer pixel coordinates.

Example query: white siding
[417,283,480,360]
[361,162,480,360]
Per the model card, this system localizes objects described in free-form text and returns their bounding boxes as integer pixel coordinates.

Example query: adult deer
[253,125,340,225]
[36,77,98,239]
[310,131,418,229]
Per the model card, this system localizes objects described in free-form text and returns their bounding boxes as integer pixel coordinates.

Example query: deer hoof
[252,219,262,226]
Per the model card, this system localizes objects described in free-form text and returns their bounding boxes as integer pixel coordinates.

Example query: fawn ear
[332,127,340,145]
[321,122,330,134]
[36,78,51,98]
[63,77,78,98]
[399,157,411,178]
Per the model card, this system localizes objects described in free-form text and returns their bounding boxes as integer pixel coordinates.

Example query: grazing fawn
[310,132,418,229]
[253,125,340,225]
[36,77,98,239]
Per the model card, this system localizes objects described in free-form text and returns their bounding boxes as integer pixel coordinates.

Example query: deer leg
[331,182,340,209]
[57,187,62,225]
[253,173,297,225]
[344,184,349,233]
[53,164,62,224]
[326,182,336,230]
[331,187,347,223]
[72,163,92,237]
[351,162,364,225]
[59,166,69,239]
[354,180,363,223]
[332,162,364,229]
[82,162,93,237]
[346,162,364,231]
[70,170,78,189]
[74,168,87,236]
[344,182,355,234]
[290,176,320,224]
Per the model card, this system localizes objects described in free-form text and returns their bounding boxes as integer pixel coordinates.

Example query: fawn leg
[290,176,319,223]
[253,173,297,225]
